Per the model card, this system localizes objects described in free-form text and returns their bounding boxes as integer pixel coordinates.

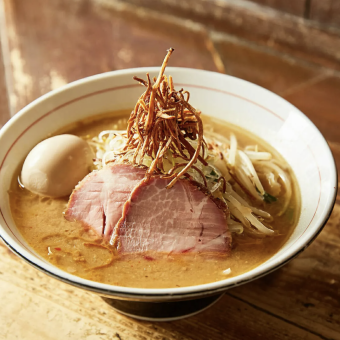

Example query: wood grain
[284,76,340,143]
[248,0,307,16]
[0,34,10,127]
[117,0,340,70]
[231,204,340,340]
[310,0,340,28]
[212,33,325,95]
[1,0,340,339]
[0,239,330,340]
[3,0,218,113]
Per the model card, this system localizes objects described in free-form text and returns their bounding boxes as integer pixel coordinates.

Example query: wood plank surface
[3,0,218,114]
[1,0,340,339]
[0,240,329,340]
[310,0,340,28]
[248,0,307,16]
[118,0,340,70]
[0,32,10,126]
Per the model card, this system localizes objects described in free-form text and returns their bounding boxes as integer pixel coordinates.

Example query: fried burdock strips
[122,48,208,189]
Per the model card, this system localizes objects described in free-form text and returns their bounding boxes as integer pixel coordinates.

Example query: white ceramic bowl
[0,68,337,318]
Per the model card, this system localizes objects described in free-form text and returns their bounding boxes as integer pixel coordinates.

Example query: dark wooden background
[0,0,340,339]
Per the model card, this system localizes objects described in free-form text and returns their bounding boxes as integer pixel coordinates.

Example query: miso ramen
[9,111,300,288]
[9,49,300,288]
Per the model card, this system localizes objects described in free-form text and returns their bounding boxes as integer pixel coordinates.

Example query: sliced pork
[65,164,145,239]
[65,164,231,255]
[113,176,231,255]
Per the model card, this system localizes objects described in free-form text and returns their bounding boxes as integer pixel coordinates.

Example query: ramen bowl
[0,68,337,321]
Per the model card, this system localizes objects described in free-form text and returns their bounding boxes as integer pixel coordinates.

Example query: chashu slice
[112,176,231,255]
[65,164,231,255]
[65,164,145,240]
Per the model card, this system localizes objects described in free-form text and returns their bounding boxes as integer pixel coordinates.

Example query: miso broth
[9,110,301,288]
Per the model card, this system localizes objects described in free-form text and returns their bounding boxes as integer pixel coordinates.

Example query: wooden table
[0,1,339,339]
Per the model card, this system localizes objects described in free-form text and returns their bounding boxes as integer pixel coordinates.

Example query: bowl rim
[0,67,337,300]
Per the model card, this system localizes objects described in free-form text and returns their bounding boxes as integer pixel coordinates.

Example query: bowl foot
[102,293,224,321]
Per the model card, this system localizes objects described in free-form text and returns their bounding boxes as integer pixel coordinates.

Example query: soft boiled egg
[21,134,93,197]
